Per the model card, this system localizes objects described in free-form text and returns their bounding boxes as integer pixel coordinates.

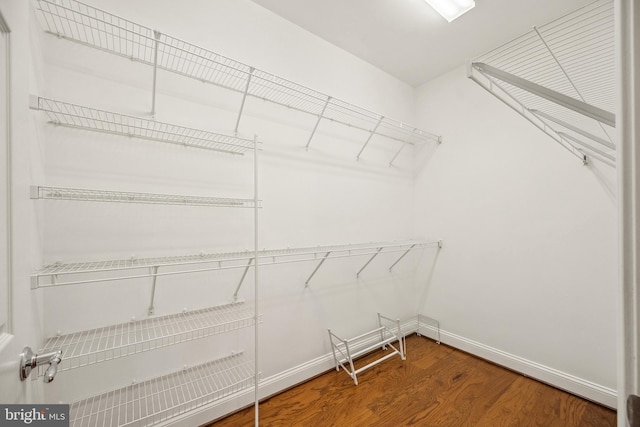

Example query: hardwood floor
[207,334,616,427]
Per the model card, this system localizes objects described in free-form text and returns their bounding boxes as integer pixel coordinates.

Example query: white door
[0,0,45,407]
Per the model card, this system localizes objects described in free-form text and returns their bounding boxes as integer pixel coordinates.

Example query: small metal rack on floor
[328,313,406,386]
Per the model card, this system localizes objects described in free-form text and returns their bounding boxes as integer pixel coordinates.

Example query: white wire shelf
[38,302,255,376]
[34,0,440,158]
[31,240,441,288]
[30,96,256,155]
[30,186,256,208]
[68,352,254,427]
[469,0,615,167]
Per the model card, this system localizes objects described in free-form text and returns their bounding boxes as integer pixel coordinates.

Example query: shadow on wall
[415,245,442,315]
[588,160,616,205]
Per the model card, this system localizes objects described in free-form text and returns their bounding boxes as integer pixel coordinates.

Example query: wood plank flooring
[207,334,616,427]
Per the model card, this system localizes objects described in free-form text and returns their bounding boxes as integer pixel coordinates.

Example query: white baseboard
[165,317,616,425]
[416,320,617,409]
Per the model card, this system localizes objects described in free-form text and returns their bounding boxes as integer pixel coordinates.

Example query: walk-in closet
[0,0,636,426]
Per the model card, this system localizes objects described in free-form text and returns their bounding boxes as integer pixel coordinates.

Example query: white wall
[33,0,431,421]
[413,65,618,405]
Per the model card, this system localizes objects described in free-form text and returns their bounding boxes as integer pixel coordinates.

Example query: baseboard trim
[417,321,617,409]
[166,317,616,425]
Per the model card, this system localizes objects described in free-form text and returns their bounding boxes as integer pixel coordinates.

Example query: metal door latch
[19,346,62,383]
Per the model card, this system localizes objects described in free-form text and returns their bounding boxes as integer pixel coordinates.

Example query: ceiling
[250,0,595,87]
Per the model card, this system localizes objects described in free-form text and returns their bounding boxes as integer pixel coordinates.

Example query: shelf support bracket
[389,244,416,271]
[233,257,254,301]
[558,132,615,163]
[472,63,615,127]
[389,130,416,167]
[357,247,383,278]
[305,96,331,150]
[529,109,615,150]
[151,30,161,117]
[305,251,331,287]
[357,116,384,161]
[148,266,159,315]
[234,67,254,134]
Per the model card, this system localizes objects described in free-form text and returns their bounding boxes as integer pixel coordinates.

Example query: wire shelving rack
[468,0,615,167]
[30,186,256,208]
[37,302,255,376]
[68,352,254,427]
[30,96,256,155]
[34,0,441,163]
[31,240,441,289]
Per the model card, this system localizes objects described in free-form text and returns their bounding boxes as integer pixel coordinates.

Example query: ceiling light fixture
[424,0,475,22]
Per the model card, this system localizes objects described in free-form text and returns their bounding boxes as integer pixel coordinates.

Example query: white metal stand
[328,313,406,386]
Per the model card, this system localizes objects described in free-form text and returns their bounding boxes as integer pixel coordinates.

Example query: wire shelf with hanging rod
[34,0,441,164]
[468,0,615,167]
[31,240,442,289]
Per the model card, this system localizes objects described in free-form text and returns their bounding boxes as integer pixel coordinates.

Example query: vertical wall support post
[150,30,161,117]
[356,116,383,160]
[148,266,159,315]
[616,1,640,425]
[253,135,260,426]
[304,251,331,287]
[305,96,331,150]
[235,68,254,135]
[356,247,383,278]
[233,258,254,301]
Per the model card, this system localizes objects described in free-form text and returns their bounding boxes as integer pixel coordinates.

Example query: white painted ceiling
[250,0,595,87]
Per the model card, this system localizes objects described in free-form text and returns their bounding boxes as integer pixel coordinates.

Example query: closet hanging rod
[30,96,257,155]
[31,240,439,288]
[30,185,257,208]
[34,0,440,148]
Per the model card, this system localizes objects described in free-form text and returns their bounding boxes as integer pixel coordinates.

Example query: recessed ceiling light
[424,0,475,22]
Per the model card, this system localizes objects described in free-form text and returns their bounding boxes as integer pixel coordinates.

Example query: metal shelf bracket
[356,247,383,278]
[305,251,331,287]
[235,67,255,134]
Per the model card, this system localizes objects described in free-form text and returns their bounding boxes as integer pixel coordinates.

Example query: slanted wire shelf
[30,186,256,208]
[31,96,256,156]
[470,0,615,166]
[37,301,256,376]
[34,0,440,150]
[68,352,254,427]
[32,240,440,288]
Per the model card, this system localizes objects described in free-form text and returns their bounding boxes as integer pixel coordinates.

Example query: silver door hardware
[19,346,62,383]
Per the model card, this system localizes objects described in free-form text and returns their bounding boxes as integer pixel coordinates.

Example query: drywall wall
[32,0,433,420]
[413,65,618,406]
